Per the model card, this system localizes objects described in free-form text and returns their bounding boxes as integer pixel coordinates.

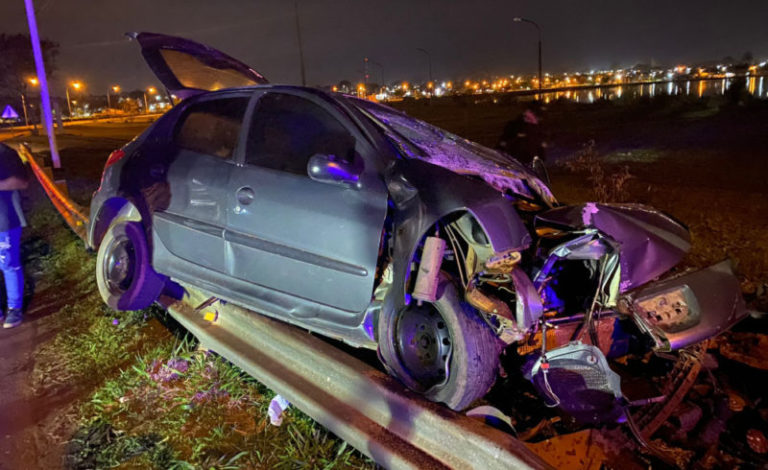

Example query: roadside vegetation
[24,203,374,469]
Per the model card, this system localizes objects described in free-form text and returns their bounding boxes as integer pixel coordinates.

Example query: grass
[23,204,375,469]
[69,340,374,469]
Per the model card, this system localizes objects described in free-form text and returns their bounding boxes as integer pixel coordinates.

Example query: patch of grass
[73,340,375,469]
[602,148,663,164]
[26,206,167,392]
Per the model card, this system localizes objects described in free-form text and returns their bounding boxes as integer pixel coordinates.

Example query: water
[534,76,767,103]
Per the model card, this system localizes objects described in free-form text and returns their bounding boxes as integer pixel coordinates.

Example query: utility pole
[416,48,433,84]
[416,48,433,96]
[24,0,61,168]
[372,61,384,90]
[294,2,306,86]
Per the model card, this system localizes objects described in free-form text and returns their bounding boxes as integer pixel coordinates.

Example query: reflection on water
[539,77,767,103]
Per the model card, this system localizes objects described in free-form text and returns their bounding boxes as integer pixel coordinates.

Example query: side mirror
[307,153,363,187]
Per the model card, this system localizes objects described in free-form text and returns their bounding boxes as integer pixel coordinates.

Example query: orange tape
[18,144,89,241]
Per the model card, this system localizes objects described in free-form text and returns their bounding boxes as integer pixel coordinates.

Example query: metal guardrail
[163,288,550,470]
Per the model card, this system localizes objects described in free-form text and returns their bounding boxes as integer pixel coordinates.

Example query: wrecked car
[88,32,749,419]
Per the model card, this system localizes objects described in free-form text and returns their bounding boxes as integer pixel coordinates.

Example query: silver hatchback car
[89,33,748,417]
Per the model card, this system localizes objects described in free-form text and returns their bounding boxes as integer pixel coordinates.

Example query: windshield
[347,97,556,205]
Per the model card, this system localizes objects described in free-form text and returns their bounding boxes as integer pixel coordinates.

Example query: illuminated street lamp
[66,81,83,117]
[144,86,156,114]
[107,85,120,112]
[21,76,39,128]
[513,17,542,95]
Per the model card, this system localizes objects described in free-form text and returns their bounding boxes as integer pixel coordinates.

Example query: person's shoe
[3,308,22,329]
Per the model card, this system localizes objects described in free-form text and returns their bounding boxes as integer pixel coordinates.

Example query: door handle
[236,186,255,205]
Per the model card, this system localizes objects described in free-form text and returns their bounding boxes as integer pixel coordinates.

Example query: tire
[378,273,501,411]
[96,220,166,311]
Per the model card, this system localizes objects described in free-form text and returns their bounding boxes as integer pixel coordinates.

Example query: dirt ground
[1,94,767,468]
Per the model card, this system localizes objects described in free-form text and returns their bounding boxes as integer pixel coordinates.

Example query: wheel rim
[395,303,453,389]
[104,236,136,295]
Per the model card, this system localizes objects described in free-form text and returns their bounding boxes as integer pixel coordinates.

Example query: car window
[245,92,355,175]
[160,49,263,91]
[174,97,249,159]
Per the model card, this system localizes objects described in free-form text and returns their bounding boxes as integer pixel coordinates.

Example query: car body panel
[535,203,691,292]
[131,32,268,99]
[626,260,748,351]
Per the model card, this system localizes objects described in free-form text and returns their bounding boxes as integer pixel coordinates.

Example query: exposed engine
[393,203,748,428]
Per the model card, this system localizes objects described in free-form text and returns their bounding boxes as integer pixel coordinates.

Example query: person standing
[496,105,546,167]
[0,143,30,329]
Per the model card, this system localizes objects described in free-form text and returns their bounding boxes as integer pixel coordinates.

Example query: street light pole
[513,17,542,96]
[20,91,29,127]
[66,86,72,116]
[416,48,433,86]
[66,81,82,117]
[26,77,39,132]
[108,85,120,114]
[144,87,156,114]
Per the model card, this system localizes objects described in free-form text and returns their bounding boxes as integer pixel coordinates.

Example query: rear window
[161,49,262,91]
[174,97,249,158]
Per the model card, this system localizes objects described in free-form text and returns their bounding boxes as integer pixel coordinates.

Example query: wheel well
[91,198,143,249]
[406,211,491,297]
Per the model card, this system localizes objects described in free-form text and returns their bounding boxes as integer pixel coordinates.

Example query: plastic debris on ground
[268,395,291,426]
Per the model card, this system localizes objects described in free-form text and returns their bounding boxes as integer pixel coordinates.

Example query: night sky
[1,0,767,93]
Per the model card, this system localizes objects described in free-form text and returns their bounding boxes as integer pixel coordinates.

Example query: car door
[152,94,252,279]
[224,90,388,318]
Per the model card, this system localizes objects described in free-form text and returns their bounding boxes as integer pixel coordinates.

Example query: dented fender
[386,158,531,254]
[536,203,691,292]
[379,158,532,331]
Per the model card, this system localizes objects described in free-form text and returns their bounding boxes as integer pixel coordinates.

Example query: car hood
[129,32,268,99]
[348,97,557,207]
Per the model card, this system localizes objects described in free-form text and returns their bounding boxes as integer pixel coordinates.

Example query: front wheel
[96,220,166,311]
[378,274,501,411]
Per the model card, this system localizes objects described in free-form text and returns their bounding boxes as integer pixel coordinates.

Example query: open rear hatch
[129,32,268,99]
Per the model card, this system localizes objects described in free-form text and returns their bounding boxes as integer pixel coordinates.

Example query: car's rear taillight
[104,149,127,170]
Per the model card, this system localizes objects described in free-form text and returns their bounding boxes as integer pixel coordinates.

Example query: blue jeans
[0,227,23,310]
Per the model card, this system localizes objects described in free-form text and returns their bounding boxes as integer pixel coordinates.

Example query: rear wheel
[96,220,166,310]
[378,274,500,410]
